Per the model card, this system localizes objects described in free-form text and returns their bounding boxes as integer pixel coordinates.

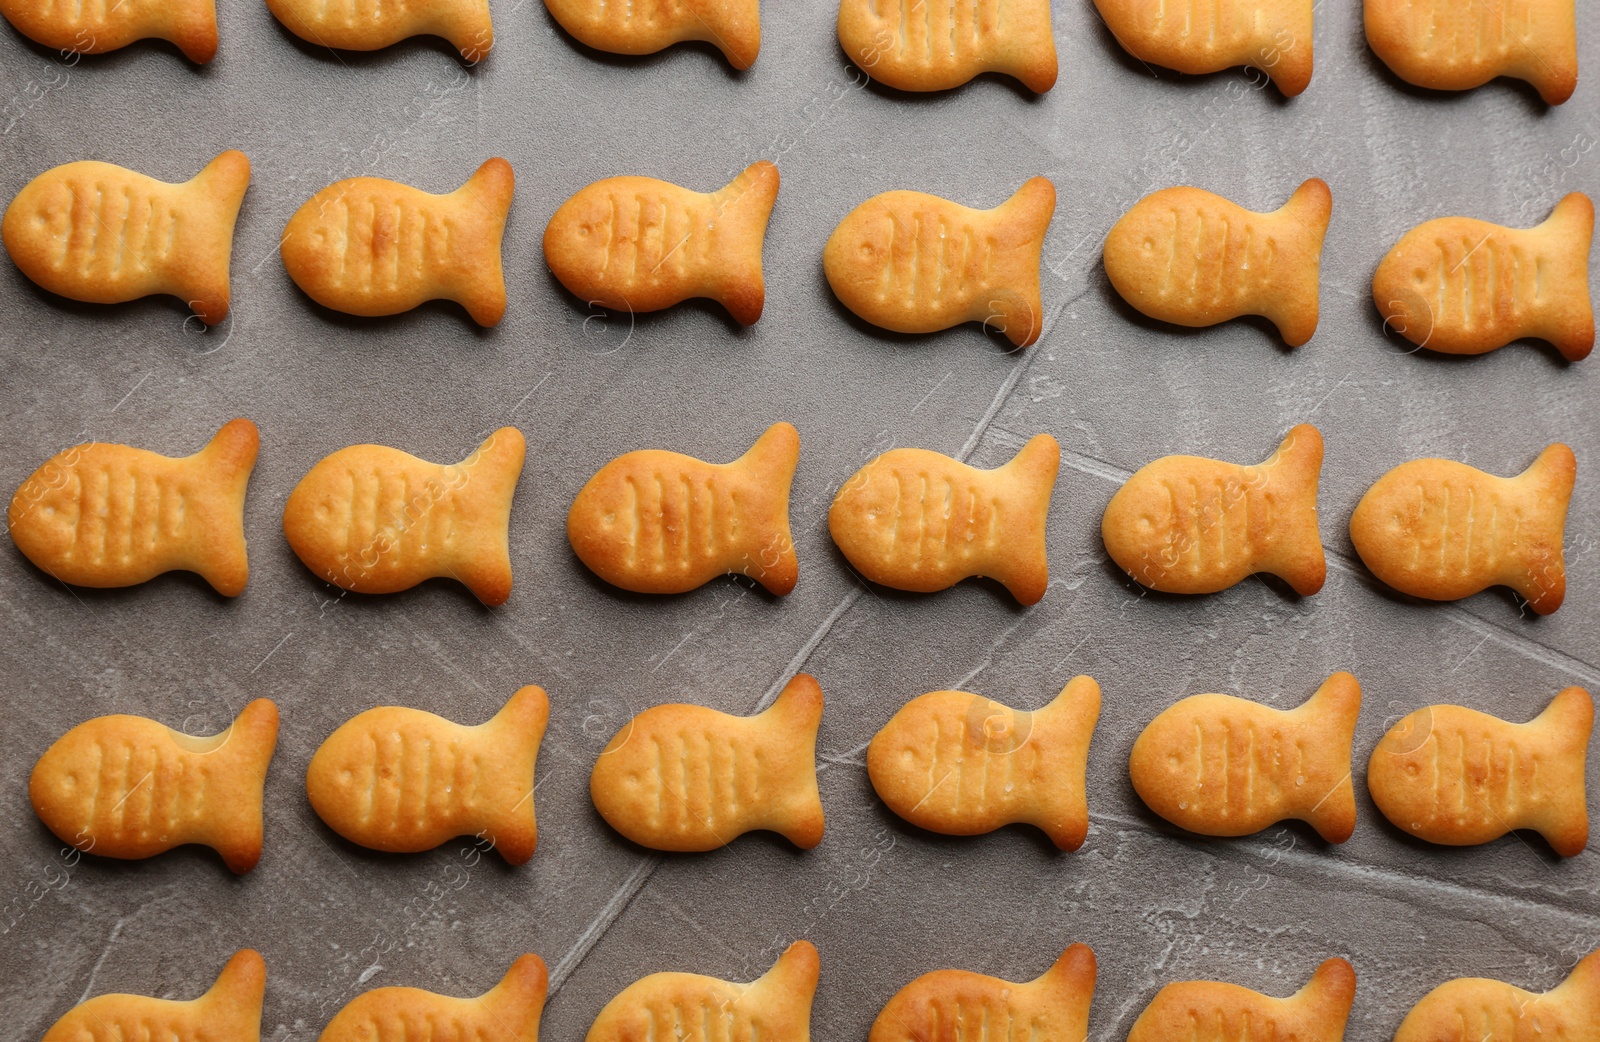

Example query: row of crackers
[6,417,1578,610]
[0,0,1581,103]
[39,941,1600,1042]
[27,666,1593,869]
[3,153,1594,358]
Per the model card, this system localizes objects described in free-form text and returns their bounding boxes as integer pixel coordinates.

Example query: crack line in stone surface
[1090,809,1600,926]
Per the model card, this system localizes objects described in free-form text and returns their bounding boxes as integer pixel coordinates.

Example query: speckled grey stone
[0,2,1597,1039]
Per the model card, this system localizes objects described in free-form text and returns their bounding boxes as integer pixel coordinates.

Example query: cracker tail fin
[1030,944,1096,1018]
[754,940,821,1011]
[991,433,1060,606]
[440,0,495,62]
[1529,686,1593,856]
[198,950,267,1029]
[1265,179,1332,346]
[984,177,1055,348]
[207,698,279,873]
[702,0,760,69]
[165,0,219,62]
[1509,442,1576,615]
[190,418,259,597]
[1291,958,1357,1027]
[760,674,825,849]
[181,150,251,325]
[1261,8,1314,97]
[1524,29,1578,104]
[1295,672,1361,843]
[450,158,515,326]
[480,954,549,1041]
[999,21,1059,93]
[452,426,526,607]
[709,161,780,324]
[1035,677,1101,851]
[480,685,550,864]
[1552,949,1600,1018]
[1257,423,1326,595]
[1534,193,1593,360]
[732,421,800,595]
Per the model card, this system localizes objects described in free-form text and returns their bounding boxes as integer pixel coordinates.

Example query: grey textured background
[0,0,1597,1038]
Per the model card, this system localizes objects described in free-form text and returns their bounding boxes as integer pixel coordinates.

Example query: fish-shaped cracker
[1394,950,1600,1042]
[871,945,1095,1042]
[8,418,259,596]
[319,955,547,1042]
[1371,193,1594,360]
[0,0,216,60]
[588,942,819,1042]
[43,950,266,1042]
[830,433,1060,605]
[307,686,548,864]
[1129,958,1356,1042]
[1093,0,1315,95]
[1104,179,1332,347]
[837,0,1056,92]
[30,699,280,873]
[543,0,760,68]
[543,161,778,325]
[1368,686,1592,856]
[567,422,798,596]
[3,151,250,325]
[267,0,491,60]
[1365,0,1578,104]
[1349,443,1575,615]
[590,674,824,852]
[1130,672,1362,841]
[1102,424,1326,596]
[282,427,526,606]
[282,158,514,326]
[867,677,1101,850]
[825,178,1056,347]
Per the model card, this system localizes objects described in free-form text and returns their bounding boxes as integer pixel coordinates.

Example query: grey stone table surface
[0,0,1597,1038]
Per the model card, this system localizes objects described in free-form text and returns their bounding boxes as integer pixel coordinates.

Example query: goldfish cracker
[590,674,824,852]
[587,943,819,1042]
[44,951,266,1042]
[283,427,526,606]
[1104,180,1332,347]
[9,418,258,596]
[871,946,1096,1042]
[319,956,546,1042]
[1349,443,1576,615]
[830,434,1060,604]
[1368,687,1592,856]
[3,151,249,324]
[1372,194,1593,360]
[824,178,1056,347]
[1365,0,1578,104]
[868,677,1101,850]
[1092,0,1315,95]
[31,700,280,873]
[307,686,548,864]
[282,159,514,326]
[1130,673,1362,841]
[544,162,778,324]
[838,0,1057,92]
[1393,951,1600,1042]
[1129,959,1356,1042]
[568,422,799,596]
[1102,424,1326,596]
[544,0,760,68]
